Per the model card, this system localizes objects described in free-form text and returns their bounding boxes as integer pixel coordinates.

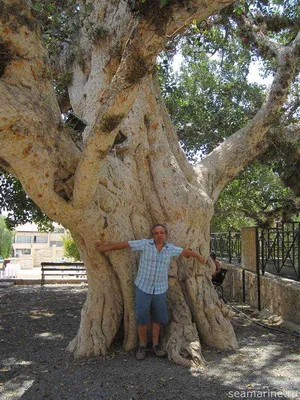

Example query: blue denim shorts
[135,286,168,325]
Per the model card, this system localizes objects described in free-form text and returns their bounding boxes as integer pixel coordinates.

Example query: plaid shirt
[129,239,183,294]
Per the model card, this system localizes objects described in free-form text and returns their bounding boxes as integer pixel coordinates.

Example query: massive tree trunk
[0,0,299,366]
[66,77,238,363]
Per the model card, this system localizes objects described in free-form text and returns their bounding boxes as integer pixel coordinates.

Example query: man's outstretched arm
[96,241,130,252]
[181,249,206,264]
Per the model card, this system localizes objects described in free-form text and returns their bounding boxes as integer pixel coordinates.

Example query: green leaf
[160,0,169,8]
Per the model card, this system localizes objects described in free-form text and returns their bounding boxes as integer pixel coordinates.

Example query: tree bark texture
[0,0,299,366]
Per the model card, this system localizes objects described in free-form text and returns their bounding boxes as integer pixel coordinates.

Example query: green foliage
[158,0,300,230]
[211,162,297,231]
[0,217,14,259]
[159,22,266,160]
[159,0,169,7]
[31,0,82,103]
[62,232,81,261]
[88,26,109,43]
[0,172,54,230]
[32,0,81,56]
[140,0,170,7]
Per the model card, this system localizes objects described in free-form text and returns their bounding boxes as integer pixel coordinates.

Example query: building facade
[13,223,66,268]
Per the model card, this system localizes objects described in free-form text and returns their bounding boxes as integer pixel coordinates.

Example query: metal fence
[260,223,300,280]
[211,223,300,281]
[210,232,241,264]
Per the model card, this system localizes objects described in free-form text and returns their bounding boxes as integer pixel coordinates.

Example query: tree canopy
[157,0,300,229]
[1,0,299,231]
[211,162,299,231]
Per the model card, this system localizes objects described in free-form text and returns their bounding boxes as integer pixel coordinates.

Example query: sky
[247,61,273,86]
[172,53,273,86]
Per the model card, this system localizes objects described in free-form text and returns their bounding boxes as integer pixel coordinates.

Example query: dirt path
[0,285,299,400]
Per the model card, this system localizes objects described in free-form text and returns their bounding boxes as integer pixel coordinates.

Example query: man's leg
[135,287,151,360]
[137,324,148,347]
[151,292,168,357]
[151,321,161,346]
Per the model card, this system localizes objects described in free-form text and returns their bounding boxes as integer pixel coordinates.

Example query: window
[15,250,21,257]
[50,241,63,247]
[54,228,65,234]
[15,249,31,257]
[34,236,48,243]
[15,236,32,243]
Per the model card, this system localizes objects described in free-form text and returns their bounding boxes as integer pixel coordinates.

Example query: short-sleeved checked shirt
[128,239,183,295]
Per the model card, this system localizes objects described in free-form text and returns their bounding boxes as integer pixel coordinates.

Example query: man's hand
[96,242,110,252]
[181,249,206,264]
[198,254,206,264]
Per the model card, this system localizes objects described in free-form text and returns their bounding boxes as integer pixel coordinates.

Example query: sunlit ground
[0,285,299,400]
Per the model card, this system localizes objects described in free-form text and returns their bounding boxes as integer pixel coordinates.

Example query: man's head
[151,224,168,244]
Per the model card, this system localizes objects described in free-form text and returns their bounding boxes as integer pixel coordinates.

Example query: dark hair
[210,251,216,260]
[151,224,168,235]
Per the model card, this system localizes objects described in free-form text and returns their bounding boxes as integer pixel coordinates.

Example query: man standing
[96,224,206,360]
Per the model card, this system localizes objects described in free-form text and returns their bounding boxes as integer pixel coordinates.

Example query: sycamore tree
[0,0,299,366]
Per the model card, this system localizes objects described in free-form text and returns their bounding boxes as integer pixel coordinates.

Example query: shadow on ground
[0,285,299,400]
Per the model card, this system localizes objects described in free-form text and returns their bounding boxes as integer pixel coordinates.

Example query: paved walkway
[0,285,299,400]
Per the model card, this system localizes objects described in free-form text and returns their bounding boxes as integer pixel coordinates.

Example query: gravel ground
[0,284,299,400]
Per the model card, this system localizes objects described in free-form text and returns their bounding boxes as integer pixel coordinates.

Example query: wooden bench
[41,262,86,286]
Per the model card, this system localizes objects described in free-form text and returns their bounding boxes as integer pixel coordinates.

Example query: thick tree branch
[72,0,235,209]
[256,120,300,162]
[0,0,82,223]
[238,13,283,57]
[254,14,300,36]
[195,31,300,202]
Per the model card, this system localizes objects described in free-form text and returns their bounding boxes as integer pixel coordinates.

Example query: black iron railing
[260,223,300,280]
[210,232,241,264]
[211,223,300,281]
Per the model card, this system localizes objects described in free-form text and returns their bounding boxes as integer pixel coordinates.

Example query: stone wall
[223,263,300,325]
[34,246,64,267]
